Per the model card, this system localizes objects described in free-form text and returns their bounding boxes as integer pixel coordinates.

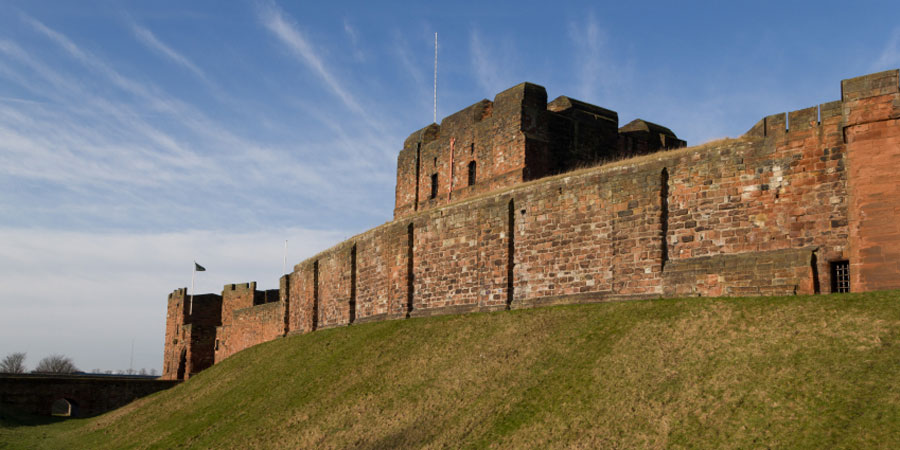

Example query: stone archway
[50,397,80,417]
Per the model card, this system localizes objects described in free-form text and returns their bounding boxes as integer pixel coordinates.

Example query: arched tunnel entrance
[50,398,80,417]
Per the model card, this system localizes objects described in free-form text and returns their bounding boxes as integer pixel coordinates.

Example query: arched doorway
[176,348,187,380]
[51,398,80,417]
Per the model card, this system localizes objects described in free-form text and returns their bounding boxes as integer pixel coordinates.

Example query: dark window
[468,161,477,186]
[215,339,219,351]
[430,174,438,199]
[830,261,850,293]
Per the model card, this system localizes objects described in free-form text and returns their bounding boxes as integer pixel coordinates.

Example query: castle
[163,69,900,380]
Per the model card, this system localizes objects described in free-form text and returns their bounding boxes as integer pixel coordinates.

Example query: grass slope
[3,292,900,449]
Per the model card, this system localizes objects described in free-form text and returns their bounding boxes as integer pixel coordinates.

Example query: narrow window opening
[660,168,670,271]
[470,143,475,154]
[467,161,477,186]
[811,251,821,294]
[433,156,437,167]
[830,260,850,293]
[349,244,357,324]
[406,223,415,317]
[430,174,438,199]
[215,339,219,351]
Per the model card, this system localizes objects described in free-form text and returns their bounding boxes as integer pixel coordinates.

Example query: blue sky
[1,0,898,372]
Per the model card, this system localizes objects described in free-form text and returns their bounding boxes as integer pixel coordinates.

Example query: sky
[1,0,898,373]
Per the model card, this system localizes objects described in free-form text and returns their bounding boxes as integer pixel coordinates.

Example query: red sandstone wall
[214,283,256,362]
[223,302,286,356]
[843,70,900,291]
[355,223,410,321]
[288,260,317,334]
[395,83,549,218]
[215,282,289,362]
[410,194,510,316]
[168,70,900,378]
[317,244,354,328]
[162,290,221,380]
[162,289,188,379]
[512,164,664,307]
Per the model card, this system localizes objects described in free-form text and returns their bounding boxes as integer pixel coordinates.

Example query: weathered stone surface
[0,375,179,418]
[164,69,900,378]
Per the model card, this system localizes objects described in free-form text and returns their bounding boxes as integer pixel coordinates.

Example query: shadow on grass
[0,404,67,428]
[358,416,439,450]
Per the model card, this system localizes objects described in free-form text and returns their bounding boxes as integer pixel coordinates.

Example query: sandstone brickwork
[164,70,900,377]
[162,289,221,380]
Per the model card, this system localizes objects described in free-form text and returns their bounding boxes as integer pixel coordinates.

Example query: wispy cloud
[566,13,633,105]
[391,30,432,120]
[0,13,397,232]
[258,2,364,115]
[469,29,511,96]
[343,18,365,62]
[873,27,900,71]
[130,23,208,81]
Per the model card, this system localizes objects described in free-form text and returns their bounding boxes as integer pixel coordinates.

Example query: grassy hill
[3,292,900,448]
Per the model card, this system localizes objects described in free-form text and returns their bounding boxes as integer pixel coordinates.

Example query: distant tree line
[0,352,78,374]
[0,352,158,376]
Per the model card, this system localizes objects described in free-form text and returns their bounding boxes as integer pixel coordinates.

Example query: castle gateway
[163,70,900,380]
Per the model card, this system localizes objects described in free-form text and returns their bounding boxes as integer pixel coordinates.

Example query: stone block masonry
[164,69,900,378]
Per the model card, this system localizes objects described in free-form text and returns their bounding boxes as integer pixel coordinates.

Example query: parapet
[744,69,900,140]
[393,82,685,219]
[841,69,900,101]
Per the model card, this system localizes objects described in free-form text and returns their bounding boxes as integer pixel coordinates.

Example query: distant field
[3,292,900,449]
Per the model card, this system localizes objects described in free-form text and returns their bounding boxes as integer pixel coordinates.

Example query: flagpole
[434,32,438,124]
[189,263,196,316]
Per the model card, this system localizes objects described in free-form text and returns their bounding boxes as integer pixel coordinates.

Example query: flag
[194,262,206,272]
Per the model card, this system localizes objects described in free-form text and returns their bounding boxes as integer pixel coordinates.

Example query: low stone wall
[0,374,179,417]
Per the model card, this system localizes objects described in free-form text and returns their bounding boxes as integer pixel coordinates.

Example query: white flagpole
[189,263,196,316]
[283,240,288,275]
[433,32,438,124]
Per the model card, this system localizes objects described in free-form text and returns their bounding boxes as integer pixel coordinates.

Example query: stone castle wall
[162,70,900,380]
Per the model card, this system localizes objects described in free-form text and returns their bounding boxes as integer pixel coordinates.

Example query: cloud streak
[0,13,399,232]
[130,23,208,82]
[259,2,364,115]
[873,27,900,71]
[566,13,633,106]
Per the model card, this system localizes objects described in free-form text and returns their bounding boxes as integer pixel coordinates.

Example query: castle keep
[163,70,900,380]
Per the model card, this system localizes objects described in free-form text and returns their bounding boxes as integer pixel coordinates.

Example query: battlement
[394,82,685,219]
[744,100,844,139]
[841,69,900,101]
[744,69,900,140]
[165,69,900,381]
[226,282,255,291]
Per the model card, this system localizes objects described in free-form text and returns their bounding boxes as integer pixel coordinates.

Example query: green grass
[3,292,900,448]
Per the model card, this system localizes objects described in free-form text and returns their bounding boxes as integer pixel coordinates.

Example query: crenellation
[788,106,818,132]
[164,69,900,379]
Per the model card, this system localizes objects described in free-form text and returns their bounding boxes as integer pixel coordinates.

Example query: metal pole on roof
[434,32,438,124]
[283,240,288,275]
